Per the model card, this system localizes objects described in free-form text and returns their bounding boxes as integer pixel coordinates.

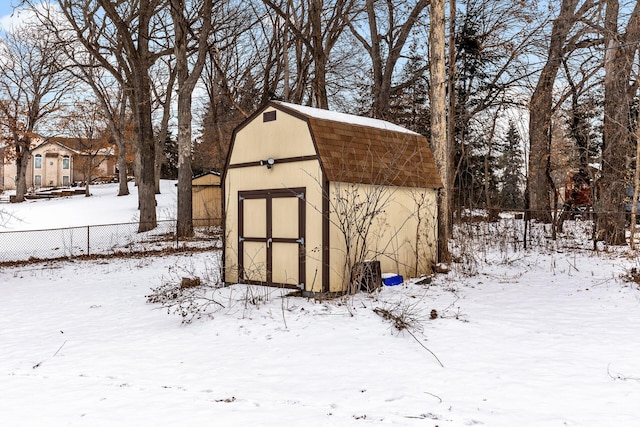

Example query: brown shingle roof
[273,102,442,189]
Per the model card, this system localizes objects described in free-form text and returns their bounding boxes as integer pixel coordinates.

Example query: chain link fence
[0,219,222,263]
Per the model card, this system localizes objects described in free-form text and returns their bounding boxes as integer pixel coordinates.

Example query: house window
[263,111,276,122]
[34,175,42,186]
[63,175,69,186]
[62,156,70,170]
[34,154,42,169]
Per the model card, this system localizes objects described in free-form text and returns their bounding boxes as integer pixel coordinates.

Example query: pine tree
[387,41,430,136]
[498,121,525,210]
[161,135,178,179]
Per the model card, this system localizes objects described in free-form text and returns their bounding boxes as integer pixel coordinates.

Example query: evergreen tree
[387,41,430,136]
[161,134,178,179]
[498,121,525,210]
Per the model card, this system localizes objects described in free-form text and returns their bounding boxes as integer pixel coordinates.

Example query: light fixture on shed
[260,157,276,169]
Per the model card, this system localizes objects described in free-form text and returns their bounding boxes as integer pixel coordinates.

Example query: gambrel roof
[269,101,442,189]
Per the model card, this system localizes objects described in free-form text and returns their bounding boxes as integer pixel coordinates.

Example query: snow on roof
[273,101,419,135]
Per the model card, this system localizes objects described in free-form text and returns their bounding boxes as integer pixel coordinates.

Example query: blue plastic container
[382,275,403,286]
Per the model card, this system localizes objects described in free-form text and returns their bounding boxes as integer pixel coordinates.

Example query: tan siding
[229,107,317,165]
[192,173,220,186]
[329,182,438,291]
[192,185,221,226]
[192,173,222,226]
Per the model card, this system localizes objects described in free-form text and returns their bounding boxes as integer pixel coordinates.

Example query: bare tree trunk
[484,115,499,220]
[448,0,456,221]
[154,63,176,194]
[154,139,163,194]
[430,0,450,263]
[528,0,580,223]
[14,144,30,203]
[116,139,129,196]
[350,0,429,119]
[132,63,157,232]
[599,0,640,245]
[85,157,92,197]
[310,0,328,109]
[176,92,194,236]
[136,100,157,232]
[630,130,640,249]
[171,0,212,238]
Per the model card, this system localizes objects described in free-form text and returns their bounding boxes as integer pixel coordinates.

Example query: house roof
[270,101,442,189]
[34,137,115,156]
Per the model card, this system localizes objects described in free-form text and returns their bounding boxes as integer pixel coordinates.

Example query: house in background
[45,137,117,185]
[31,139,77,188]
[0,136,116,191]
[223,101,442,295]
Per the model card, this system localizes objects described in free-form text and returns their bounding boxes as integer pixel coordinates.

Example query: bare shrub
[146,276,225,324]
[373,296,444,367]
[146,257,225,324]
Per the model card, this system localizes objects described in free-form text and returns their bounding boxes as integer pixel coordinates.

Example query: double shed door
[238,188,306,288]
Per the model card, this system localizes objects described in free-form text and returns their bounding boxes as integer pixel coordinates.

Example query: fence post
[87,225,90,256]
[176,220,179,249]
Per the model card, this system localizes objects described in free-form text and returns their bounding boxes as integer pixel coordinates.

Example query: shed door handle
[266,238,272,248]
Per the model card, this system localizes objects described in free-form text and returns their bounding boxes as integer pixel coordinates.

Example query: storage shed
[223,101,442,295]
[191,171,222,226]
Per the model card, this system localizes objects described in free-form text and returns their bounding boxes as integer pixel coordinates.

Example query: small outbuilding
[223,101,442,295]
[191,171,222,226]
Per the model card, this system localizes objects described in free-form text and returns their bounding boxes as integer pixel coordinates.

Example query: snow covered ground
[0,181,220,262]
[1,189,640,426]
[0,180,178,230]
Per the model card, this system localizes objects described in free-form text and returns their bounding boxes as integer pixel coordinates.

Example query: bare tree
[429,0,450,263]
[61,100,112,196]
[0,23,70,203]
[150,56,177,194]
[452,0,545,216]
[598,0,640,244]
[197,2,265,173]
[63,53,133,197]
[169,0,213,238]
[53,0,172,232]
[528,0,597,222]
[262,0,358,108]
[348,0,430,119]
